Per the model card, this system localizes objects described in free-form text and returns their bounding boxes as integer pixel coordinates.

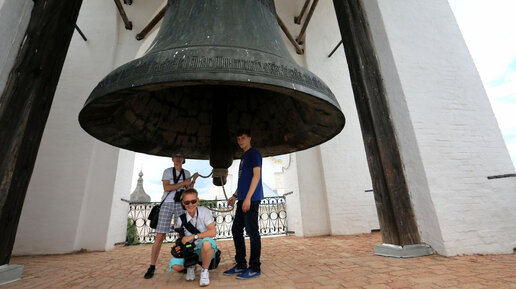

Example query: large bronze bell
[79,0,345,180]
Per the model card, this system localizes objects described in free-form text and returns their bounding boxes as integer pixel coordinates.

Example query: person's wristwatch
[232,193,237,199]
[194,234,199,240]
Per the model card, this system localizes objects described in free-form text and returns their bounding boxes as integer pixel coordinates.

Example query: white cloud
[485,72,516,132]
[448,0,516,84]
[489,100,516,131]
[449,0,516,167]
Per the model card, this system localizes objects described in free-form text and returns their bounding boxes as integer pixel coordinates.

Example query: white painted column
[304,0,379,235]
[12,0,120,254]
[275,0,379,237]
[282,154,304,236]
[275,0,328,237]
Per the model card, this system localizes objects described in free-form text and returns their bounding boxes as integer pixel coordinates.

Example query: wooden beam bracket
[114,0,132,30]
[328,39,343,57]
[136,6,166,41]
[296,0,319,45]
[277,15,304,55]
[294,0,311,24]
[74,24,87,41]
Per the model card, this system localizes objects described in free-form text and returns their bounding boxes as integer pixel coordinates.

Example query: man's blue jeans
[232,200,261,272]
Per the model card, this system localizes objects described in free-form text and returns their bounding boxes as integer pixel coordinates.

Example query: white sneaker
[186,266,195,281]
[200,268,210,287]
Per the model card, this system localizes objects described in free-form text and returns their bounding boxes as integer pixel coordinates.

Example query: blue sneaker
[223,265,246,276]
[236,269,261,279]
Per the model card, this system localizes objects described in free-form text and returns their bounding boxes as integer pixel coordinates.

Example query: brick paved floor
[5,232,516,289]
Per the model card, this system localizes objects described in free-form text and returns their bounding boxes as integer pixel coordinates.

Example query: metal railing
[127,196,287,244]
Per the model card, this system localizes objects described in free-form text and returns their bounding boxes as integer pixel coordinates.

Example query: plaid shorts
[156,201,185,234]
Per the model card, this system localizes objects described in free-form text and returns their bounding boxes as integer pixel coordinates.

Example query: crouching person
[169,188,218,287]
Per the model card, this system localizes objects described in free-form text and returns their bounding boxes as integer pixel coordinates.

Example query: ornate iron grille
[127,196,287,244]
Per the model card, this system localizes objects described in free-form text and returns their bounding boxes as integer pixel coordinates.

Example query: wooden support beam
[277,15,304,55]
[328,39,343,57]
[114,0,132,30]
[332,0,421,246]
[0,0,83,265]
[136,5,166,41]
[75,24,87,41]
[294,0,311,24]
[296,0,319,45]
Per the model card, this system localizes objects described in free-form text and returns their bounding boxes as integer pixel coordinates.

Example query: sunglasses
[183,199,198,205]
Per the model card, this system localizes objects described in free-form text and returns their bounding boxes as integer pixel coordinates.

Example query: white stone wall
[295,149,332,236]
[106,149,135,247]
[304,0,379,235]
[13,0,162,254]
[363,0,516,255]
[275,0,330,237]
[274,0,307,236]
[13,0,120,254]
[282,154,304,236]
[275,0,379,236]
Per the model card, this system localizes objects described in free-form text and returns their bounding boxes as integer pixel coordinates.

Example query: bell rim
[79,79,345,159]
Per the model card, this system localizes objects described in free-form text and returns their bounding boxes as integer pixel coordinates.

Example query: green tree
[126,218,139,245]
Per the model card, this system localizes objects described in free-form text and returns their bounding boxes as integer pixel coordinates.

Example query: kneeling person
[169,188,218,287]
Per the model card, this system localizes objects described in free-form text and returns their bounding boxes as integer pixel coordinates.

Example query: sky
[130,1,516,201]
[448,0,516,167]
[131,156,214,202]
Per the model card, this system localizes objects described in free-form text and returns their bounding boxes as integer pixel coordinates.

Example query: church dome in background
[130,170,151,202]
